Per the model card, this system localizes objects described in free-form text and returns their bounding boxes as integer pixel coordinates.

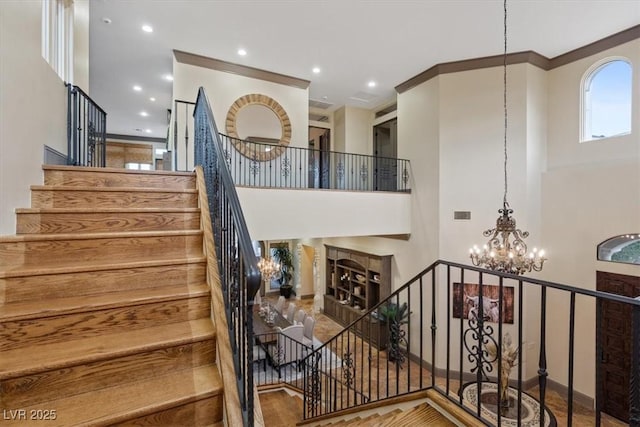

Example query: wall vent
[309,99,334,110]
[309,113,330,122]
[454,211,471,220]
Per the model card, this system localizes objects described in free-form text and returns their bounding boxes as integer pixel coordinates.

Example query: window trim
[579,56,632,143]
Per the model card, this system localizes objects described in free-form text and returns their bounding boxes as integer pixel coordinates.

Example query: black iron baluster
[539,286,548,427]
[446,265,451,395]
[517,280,523,424]
[459,268,465,405]
[630,303,640,426]
[431,269,436,388]
[568,291,576,426]
[419,275,424,390]
[497,276,503,427]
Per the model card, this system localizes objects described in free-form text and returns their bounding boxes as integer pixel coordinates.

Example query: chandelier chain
[503,0,508,206]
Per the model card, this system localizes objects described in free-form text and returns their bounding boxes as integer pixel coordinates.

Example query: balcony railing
[66,83,106,167]
[219,134,410,192]
[302,260,640,426]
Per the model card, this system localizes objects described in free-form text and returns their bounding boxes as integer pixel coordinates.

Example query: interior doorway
[308,127,330,189]
[373,118,397,191]
[596,270,640,423]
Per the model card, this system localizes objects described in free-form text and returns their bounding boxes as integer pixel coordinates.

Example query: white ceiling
[89,0,640,139]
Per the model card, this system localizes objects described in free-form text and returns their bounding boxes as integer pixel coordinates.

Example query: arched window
[597,234,640,265]
[581,59,632,142]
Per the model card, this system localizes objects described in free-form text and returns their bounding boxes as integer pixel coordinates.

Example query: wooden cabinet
[324,245,391,349]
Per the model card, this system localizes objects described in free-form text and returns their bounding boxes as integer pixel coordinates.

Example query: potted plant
[379,301,410,363]
[271,246,295,299]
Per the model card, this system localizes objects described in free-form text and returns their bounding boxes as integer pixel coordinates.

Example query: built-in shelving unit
[323,245,391,349]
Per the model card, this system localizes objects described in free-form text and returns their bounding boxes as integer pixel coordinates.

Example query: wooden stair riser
[0,233,203,268]
[44,168,196,190]
[114,396,223,427]
[2,364,221,426]
[2,339,215,408]
[0,262,205,304]
[16,210,200,234]
[31,188,198,209]
[0,296,210,351]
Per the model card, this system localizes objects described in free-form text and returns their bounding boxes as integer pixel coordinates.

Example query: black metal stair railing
[66,83,106,167]
[193,87,261,426]
[301,260,640,426]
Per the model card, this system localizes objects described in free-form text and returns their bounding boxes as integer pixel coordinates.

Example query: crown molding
[396,24,640,94]
[174,50,310,90]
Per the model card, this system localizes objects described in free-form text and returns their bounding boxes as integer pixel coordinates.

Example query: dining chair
[254,292,262,306]
[302,316,315,347]
[269,324,304,368]
[293,309,306,325]
[285,302,296,321]
[274,296,285,313]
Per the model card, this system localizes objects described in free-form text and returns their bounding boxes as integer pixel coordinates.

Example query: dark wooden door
[597,271,640,423]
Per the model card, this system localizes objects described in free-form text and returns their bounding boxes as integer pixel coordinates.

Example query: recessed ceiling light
[368,81,377,88]
[237,48,247,56]
[133,85,142,92]
[142,25,153,33]
[145,129,152,133]
[102,18,112,24]
[149,97,156,102]
[312,67,321,74]
[164,74,173,81]
[140,111,149,117]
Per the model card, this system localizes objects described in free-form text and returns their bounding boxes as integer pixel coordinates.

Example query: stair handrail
[193,87,261,426]
[302,259,640,424]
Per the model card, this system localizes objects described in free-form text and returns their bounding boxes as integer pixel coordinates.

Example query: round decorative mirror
[225,94,292,161]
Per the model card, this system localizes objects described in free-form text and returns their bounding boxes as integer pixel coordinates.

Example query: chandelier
[469,0,546,275]
[257,257,280,281]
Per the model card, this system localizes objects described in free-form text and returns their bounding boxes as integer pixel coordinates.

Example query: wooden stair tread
[0,282,209,322]
[42,164,196,177]
[0,318,215,380]
[378,403,454,426]
[15,207,201,213]
[0,228,202,243]
[13,364,221,426]
[0,256,205,279]
[30,185,197,193]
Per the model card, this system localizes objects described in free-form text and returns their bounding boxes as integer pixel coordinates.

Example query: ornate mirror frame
[225,94,292,161]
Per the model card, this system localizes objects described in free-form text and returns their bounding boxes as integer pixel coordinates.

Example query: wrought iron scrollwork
[250,156,260,177]
[402,166,410,186]
[336,162,345,181]
[342,350,354,388]
[463,315,498,380]
[224,148,231,166]
[281,157,291,178]
[305,351,322,415]
[388,318,408,367]
[359,164,368,182]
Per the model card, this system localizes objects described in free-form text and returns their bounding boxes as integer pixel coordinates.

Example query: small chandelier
[257,257,280,282]
[469,0,546,275]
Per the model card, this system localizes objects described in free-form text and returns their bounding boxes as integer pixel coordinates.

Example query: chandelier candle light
[257,257,280,282]
[469,0,546,275]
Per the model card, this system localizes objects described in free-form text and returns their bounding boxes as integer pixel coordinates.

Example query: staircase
[0,165,224,426]
[326,402,455,426]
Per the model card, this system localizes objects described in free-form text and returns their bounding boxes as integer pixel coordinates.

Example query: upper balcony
[219,134,412,241]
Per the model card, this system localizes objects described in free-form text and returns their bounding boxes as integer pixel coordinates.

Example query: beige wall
[172,59,309,170]
[0,0,67,235]
[73,0,90,90]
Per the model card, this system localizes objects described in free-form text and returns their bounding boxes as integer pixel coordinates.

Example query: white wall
[0,0,67,235]
[73,0,90,90]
